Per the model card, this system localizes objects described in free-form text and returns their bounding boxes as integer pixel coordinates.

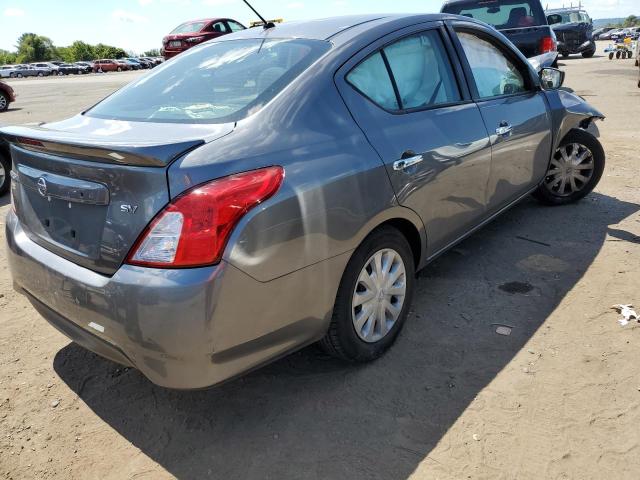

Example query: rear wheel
[0,150,10,196]
[533,129,605,206]
[616,51,622,59]
[319,226,415,362]
[117,67,122,72]
[561,52,569,59]
[609,52,614,60]
[16,73,22,78]
[0,92,8,112]
[582,48,596,58]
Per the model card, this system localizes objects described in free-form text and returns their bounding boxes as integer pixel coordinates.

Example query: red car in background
[162,18,246,60]
[93,59,130,73]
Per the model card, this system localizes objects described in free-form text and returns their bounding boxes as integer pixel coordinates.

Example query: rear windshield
[442,0,546,28]
[551,11,591,24]
[171,21,207,34]
[87,38,331,124]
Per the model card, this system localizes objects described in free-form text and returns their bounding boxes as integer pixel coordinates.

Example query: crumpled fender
[544,88,605,151]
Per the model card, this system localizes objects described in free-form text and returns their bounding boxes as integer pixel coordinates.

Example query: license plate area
[169,40,182,48]
[14,164,110,260]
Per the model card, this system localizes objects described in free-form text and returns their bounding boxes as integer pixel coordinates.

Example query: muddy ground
[1,44,640,479]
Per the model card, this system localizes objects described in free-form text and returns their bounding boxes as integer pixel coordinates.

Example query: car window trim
[446,21,538,103]
[343,24,474,116]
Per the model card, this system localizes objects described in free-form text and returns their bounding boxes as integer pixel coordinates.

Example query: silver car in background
[3,14,605,389]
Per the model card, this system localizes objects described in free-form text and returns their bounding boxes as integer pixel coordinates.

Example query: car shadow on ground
[54,192,639,480]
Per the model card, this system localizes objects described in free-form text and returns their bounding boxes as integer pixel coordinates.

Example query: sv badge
[120,204,139,214]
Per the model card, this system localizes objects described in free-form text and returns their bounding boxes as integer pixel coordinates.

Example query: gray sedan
[3,14,605,389]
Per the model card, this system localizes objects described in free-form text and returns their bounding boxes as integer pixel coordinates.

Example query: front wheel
[533,129,605,206]
[582,48,596,58]
[319,226,415,362]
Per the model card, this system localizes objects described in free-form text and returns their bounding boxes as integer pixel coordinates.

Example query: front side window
[227,21,245,32]
[347,52,399,110]
[87,38,331,123]
[457,31,527,99]
[383,32,460,109]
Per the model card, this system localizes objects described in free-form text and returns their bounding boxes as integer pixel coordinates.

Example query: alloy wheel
[0,94,7,111]
[352,248,407,343]
[544,142,595,197]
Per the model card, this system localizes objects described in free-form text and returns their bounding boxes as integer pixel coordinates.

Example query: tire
[117,67,122,72]
[609,52,614,60]
[0,150,10,196]
[0,92,8,112]
[561,53,569,59]
[38,72,43,77]
[16,73,22,78]
[9,73,15,78]
[319,226,415,362]
[616,51,622,59]
[582,48,596,58]
[533,129,605,206]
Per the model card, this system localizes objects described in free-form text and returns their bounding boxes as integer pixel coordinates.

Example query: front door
[336,25,493,257]
[452,25,553,212]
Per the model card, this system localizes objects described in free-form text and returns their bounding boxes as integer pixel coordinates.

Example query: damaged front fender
[544,88,605,151]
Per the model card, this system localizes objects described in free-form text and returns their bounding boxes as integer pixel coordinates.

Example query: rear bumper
[557,40,596,55]
[6,211,344,389]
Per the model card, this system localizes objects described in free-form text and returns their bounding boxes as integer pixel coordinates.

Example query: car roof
[216,14,475,45]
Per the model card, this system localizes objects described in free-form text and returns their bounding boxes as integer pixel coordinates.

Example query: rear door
[336,23,492,256]
[450,22,552,213]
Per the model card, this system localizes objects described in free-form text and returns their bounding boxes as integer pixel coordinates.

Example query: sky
[1,0,638,54]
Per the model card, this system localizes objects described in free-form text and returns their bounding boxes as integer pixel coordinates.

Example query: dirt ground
[1,44,640,479]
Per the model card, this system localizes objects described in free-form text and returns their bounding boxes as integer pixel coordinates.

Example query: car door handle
[495,122,513,137]
[393,154,423,171]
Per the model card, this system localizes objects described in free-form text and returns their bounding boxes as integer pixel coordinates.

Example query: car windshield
[552,11,591,24]
[171,21,207,34]
[442,0,546,28]
[87,38,331,124]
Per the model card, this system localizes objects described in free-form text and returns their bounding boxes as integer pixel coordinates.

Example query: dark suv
[441,0,558,69]
[161,18,246,60]
[546,7,596,58]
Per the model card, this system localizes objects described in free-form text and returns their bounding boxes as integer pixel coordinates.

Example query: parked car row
[0,58,163,78]
[598,27,640,41]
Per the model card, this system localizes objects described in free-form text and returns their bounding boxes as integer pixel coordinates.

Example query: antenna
[242,0,275,29]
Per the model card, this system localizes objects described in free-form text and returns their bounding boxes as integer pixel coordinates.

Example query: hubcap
[544,142,595,197]
[0,95,6,110]
[352,248,407,343]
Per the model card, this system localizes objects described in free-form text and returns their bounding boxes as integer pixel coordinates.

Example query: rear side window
[384,32,460,109]
[87,39,331,124]
[347,30,460,111]
[347,52,399,110]
[457,31,527,98]
[442,0,546,28]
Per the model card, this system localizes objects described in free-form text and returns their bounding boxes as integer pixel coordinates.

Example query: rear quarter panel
[168,56,425,282]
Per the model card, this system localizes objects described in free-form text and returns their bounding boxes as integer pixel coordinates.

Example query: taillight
[127,166,284,268]
[540,36,556,53]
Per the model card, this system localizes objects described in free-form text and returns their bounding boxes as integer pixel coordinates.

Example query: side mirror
[547,14,562,25]
[539,67,565,90]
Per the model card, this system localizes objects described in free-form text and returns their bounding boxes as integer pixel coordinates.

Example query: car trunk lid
[2,115,234,275]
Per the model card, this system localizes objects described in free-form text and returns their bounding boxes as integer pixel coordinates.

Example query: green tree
[0,49,17,65]
[143,48,160,57]
[15,33,57,62]
[622,15,638,27]
[67,41,95,61]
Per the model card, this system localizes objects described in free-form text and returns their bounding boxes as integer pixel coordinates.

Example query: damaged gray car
[3,14,605,389]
